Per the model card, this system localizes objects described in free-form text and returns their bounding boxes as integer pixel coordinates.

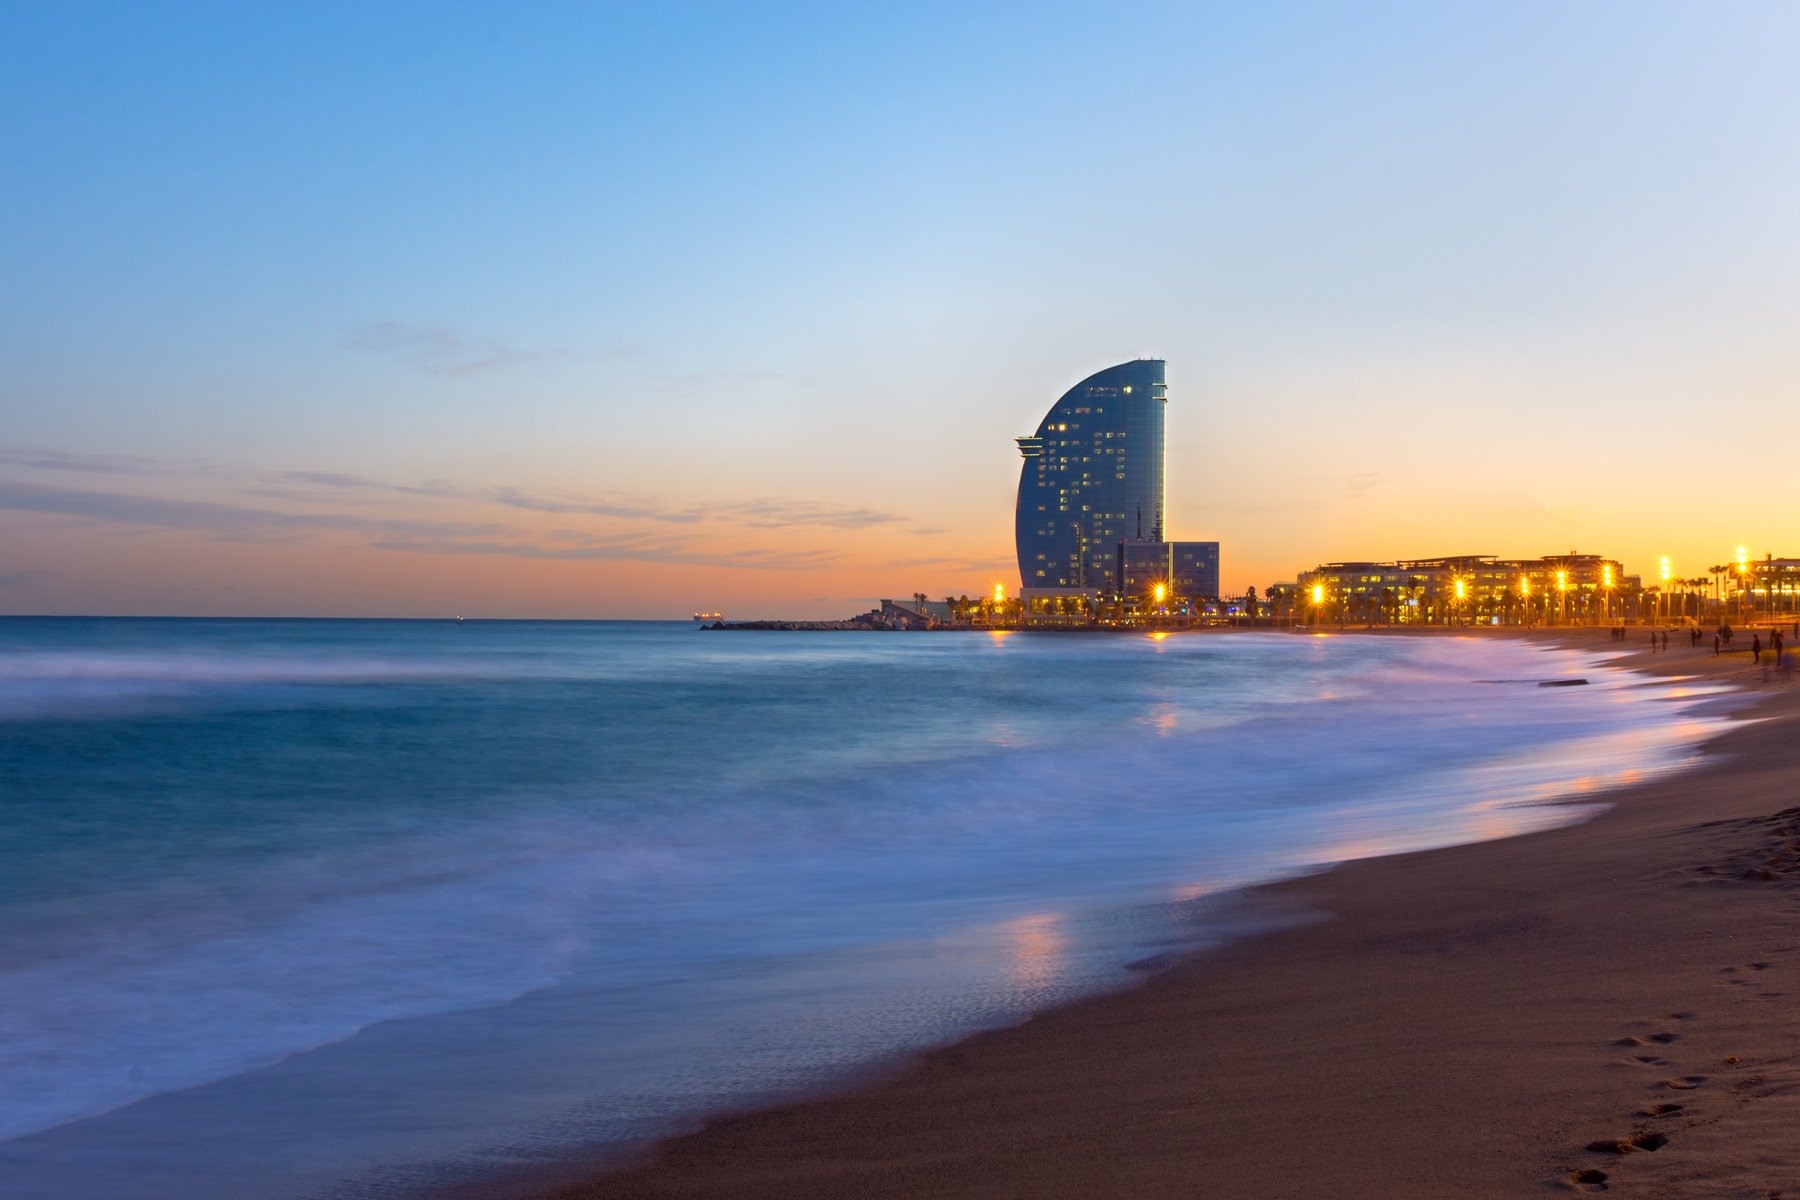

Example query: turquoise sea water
[0,619,1729,1198]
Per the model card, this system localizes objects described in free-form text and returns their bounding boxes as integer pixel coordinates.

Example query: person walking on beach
[1661,630,1669,652]
[1752,634,1763,665]
[1714,633,1722,656]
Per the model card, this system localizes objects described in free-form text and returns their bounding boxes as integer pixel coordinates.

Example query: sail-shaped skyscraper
[1014,359,1167,590]
[1014,359,1218,605]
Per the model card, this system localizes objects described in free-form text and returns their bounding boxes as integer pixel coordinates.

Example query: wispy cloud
[345,321,560,378]
[0,445,187,477]
[0,479,509,541]
[0,434,916,580]
[369,533,841,570]
[0,479,848,571]
[489,488,905,530]
[713,498,904,530]
[266,470,467,499]
[0,446,905,535]
[488,487,704,524]
[0,569,48,588]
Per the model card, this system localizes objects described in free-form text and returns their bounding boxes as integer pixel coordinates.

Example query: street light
[1520,576,1531,627]
[1737,546,1749,621]
[1601,562,1613,623]
[1659,556,1672,624]
[1556,569,1568,626]
[1453,577,1466,627]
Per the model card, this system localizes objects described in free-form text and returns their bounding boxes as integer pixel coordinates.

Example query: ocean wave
[0,630,1736,1173]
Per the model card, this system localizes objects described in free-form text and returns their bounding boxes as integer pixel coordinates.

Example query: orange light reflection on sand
[1003,913,1067,991]
[1146,631,1170,642]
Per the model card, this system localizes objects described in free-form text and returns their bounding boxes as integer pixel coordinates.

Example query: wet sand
[540,628,1800,1199]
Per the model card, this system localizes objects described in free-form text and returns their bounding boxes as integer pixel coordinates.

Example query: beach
[545,628,1800,1199]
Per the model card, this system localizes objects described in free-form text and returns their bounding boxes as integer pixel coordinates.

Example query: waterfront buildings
[1733,556,1800,614]
[1295,554,1629,625]
[1014,359,1220,611]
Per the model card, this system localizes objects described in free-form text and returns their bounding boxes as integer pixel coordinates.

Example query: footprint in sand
[1655,1075,1708,1090]
[1566,1166,1609,1191]
[1586,1131,1670,1154]
[1634,1102,1685,1118]
[1622,1054,1669,1067]
[1667,1011,1698,1020]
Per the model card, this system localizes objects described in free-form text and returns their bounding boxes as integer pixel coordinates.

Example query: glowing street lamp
[1152,582,1166,605]
[1659,556,1672,623]
[1556,569,1568,626]
[1601,562,1614,623]
[1519,575,1530,626]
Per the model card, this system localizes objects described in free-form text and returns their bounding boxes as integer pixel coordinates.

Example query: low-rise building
[1295,553,1628,625]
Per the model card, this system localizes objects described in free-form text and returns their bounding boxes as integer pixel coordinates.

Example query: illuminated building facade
[1737,556,1800,615]
[1016,360,1166,592]
[1170,541,1220,600]
[1116,541,1172,598]
[1295,553,1627,624]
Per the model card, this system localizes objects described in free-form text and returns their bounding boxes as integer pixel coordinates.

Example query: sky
[2,1,1798,618]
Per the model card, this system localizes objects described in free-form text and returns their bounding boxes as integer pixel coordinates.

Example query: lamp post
[1737,546,1749,622]
[1311,582,1325,628]
[1453,576,1466,628]
[1601,562,1613,625]
[1520,575,1531,628]
[1659,557,1672,624]
[1556,569,1568,627]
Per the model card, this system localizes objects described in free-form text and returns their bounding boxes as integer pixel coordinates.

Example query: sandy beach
[537,628,1800,1200]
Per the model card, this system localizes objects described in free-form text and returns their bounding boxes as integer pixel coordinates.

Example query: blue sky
[3,2,1798,615]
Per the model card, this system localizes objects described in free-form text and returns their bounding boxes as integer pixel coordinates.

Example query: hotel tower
[1014,359,1167,589]
[1014,359,1218,604]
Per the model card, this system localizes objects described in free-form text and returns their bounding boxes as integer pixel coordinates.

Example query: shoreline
[518,628,1800,1199]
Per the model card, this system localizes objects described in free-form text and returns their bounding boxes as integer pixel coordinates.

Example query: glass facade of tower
[1015,360,1166,591]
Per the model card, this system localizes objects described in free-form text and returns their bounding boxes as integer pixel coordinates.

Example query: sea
[0,618,1733,1199]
